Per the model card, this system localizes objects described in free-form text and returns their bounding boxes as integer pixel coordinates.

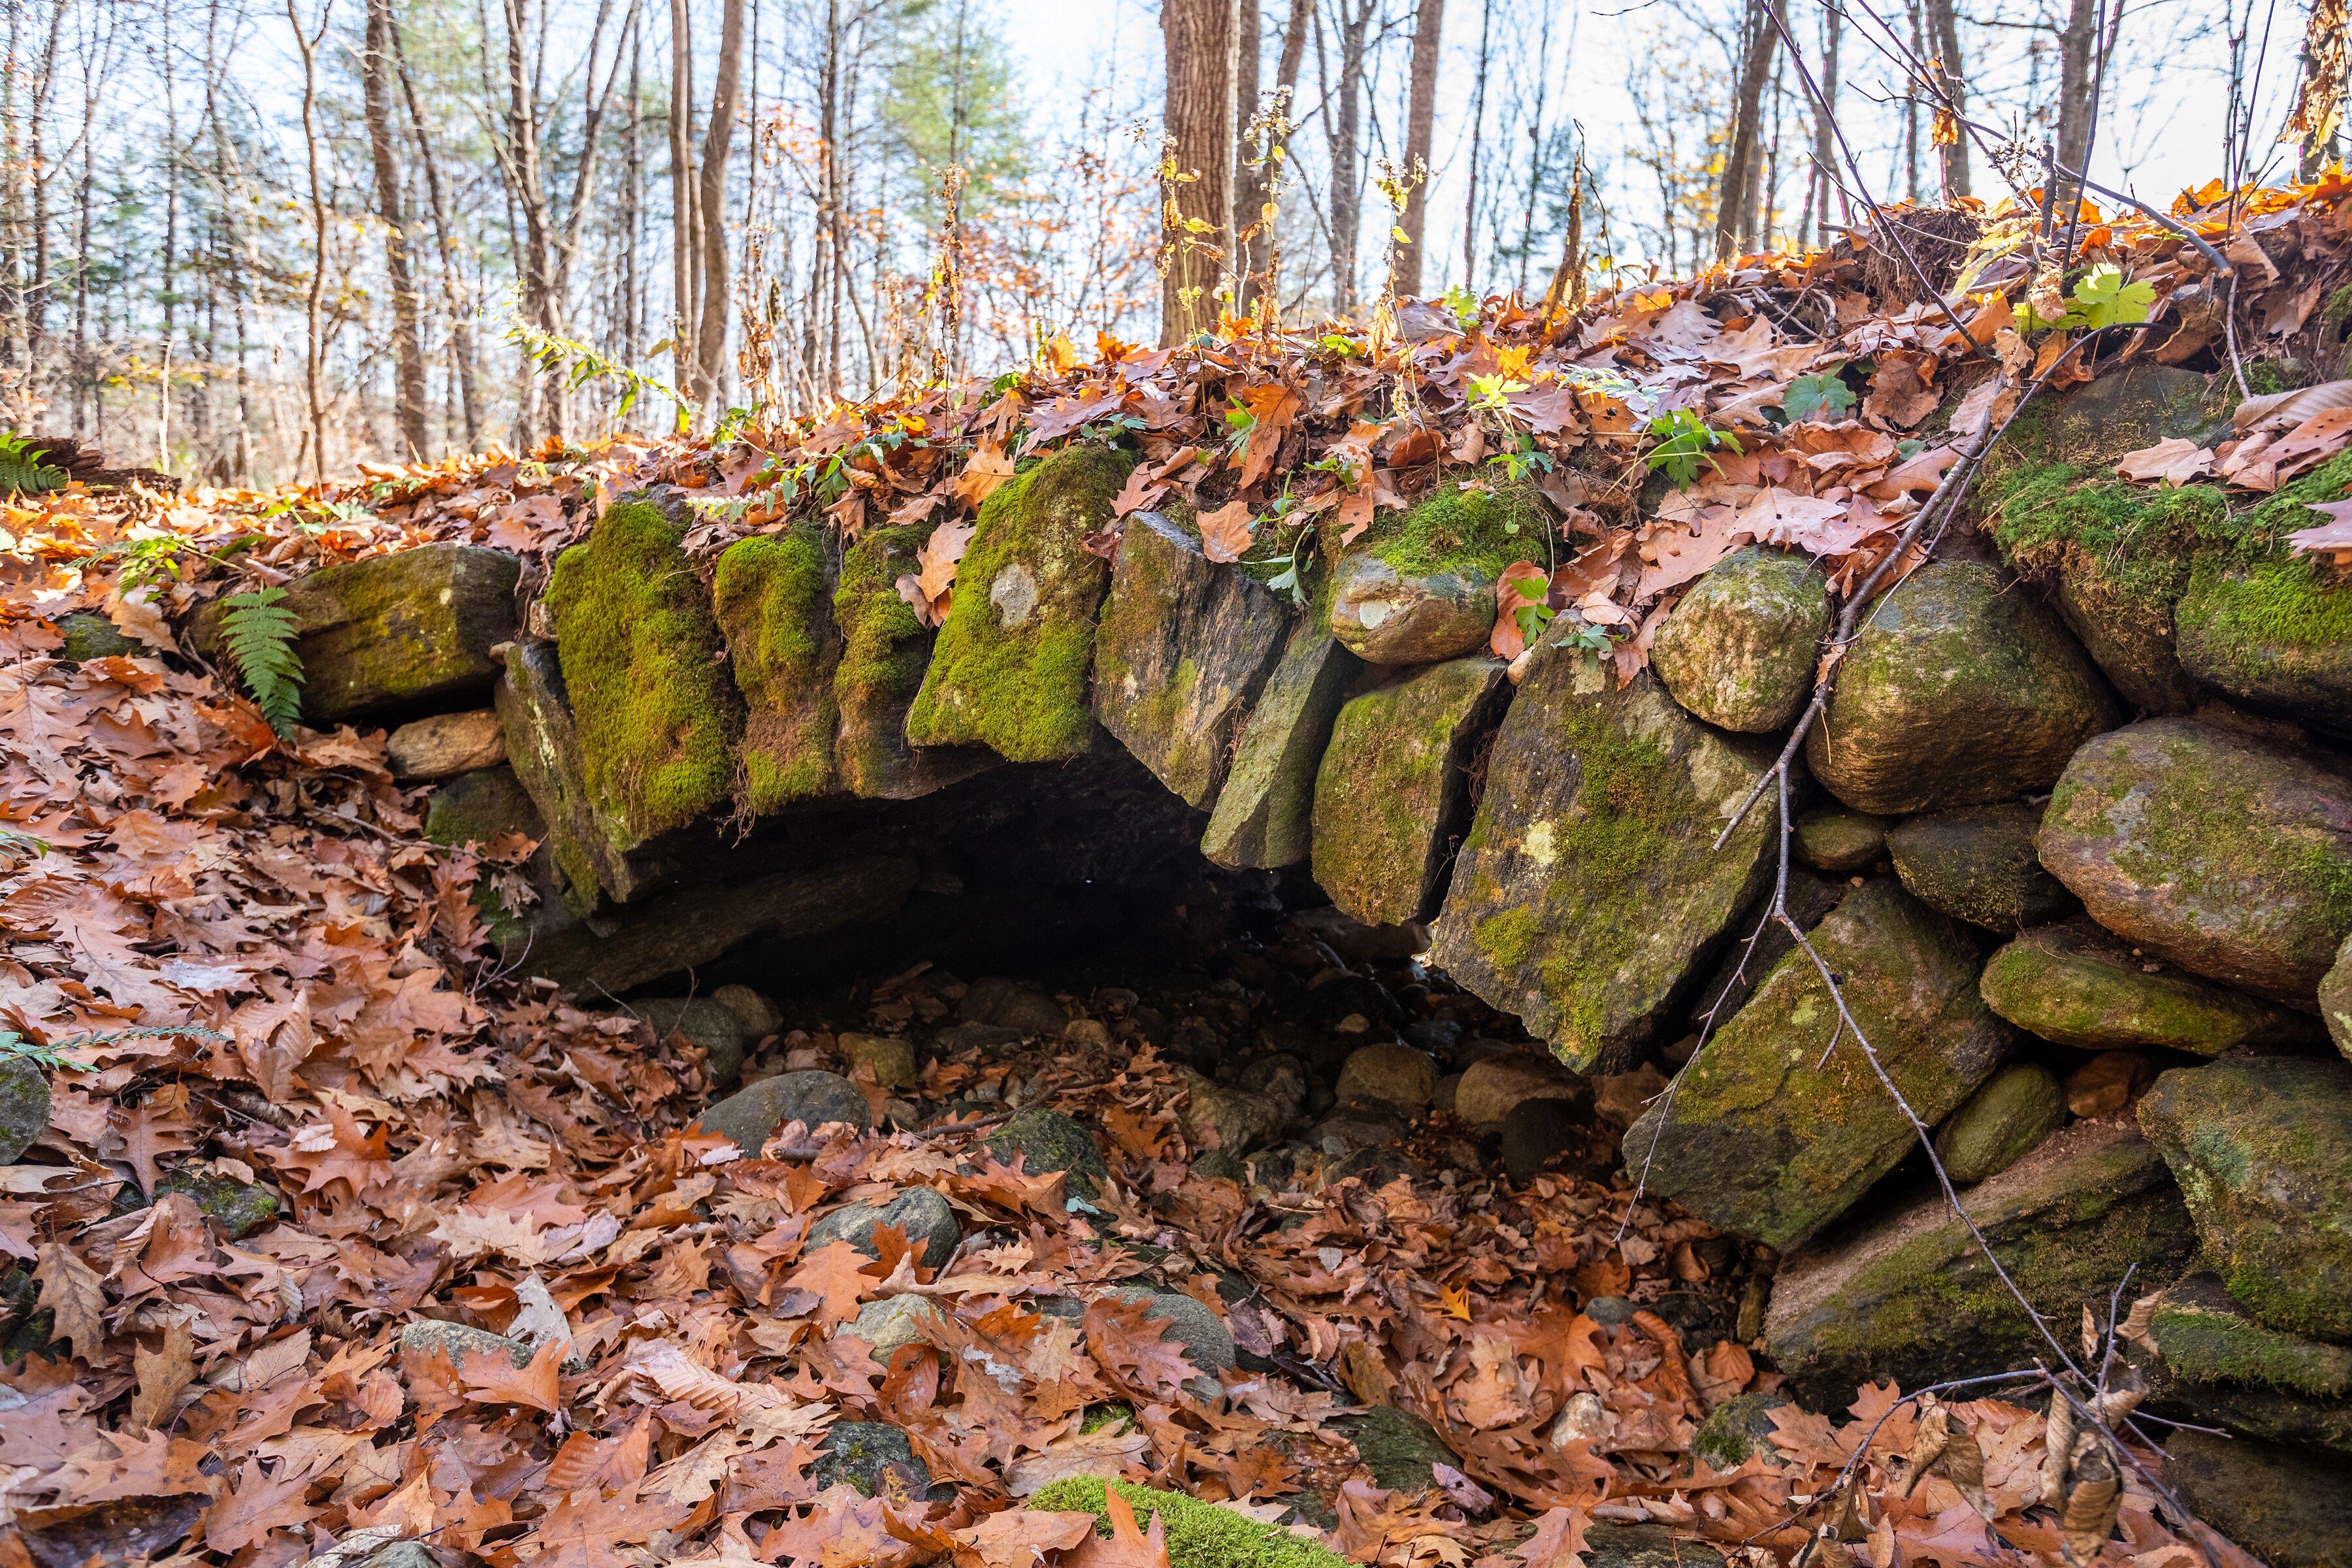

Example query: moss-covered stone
[712,528,839,812]
[831,521,992,798]
[1028,1477,1350,1568]
[2137,1054,2352,1341]
[1763,1120,2197,1405]
[2324,932,2352,1060]
[1692,1392,1793,1471]
[1578,1524,1727,1568]
[1200,621,1361,869]
[1805,560,2119,814]
[1311,655,1510,927]
[1793,806,1891,872]
[543,501,738,866]
[697,1068,872,1153]
[2178,551,2352,736]
[1327,1405,1463,1497]
[906,444,1130,760]
[495,640,612,907]
[423,765,544,849]
[1105,1285,1235,1399]
[811,1421,930,1501]
[633,996,750,1088]
[2038,717,2352,1004]
[1623,877,2016,1249]
[1650,546,1830,732]
[1978,918,2315,1054]
[194,541,521,723]
[984,1107,1109,1198]
[152,1171,278,1239]
[1886,802,2076,933]
[54,612,139,663]
[1429,630,1776,1073]
[2153,1272,2352,1401]
[0,1056,52,1165]
[1095,511,1291,808]
[1932,1060,2065,1183]
[1327,480,1545,665]
[2163,1430,2352,1568]
[839,1030,917,1089]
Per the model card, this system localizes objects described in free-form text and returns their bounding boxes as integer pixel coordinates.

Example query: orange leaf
[950,438,1018,510]
[1069,1486,1172,1568]
[459,1339,564,1413]
[1197,500,1255,564]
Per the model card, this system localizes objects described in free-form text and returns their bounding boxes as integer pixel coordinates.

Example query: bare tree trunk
[1716,0,1778,261]
[25,0,61,382]
[1232,0,1257,293]
[2053,0,2097,188]
[1240,0,1309,312]
[623,7,643,370]
[1328,0,1375,314]
[392,10,482,448]
[692,0,744,405]
[1923,0,1970,197]
[287,0,331,483]
[1813,0,1843,245]
[158,0,181,466]
[1158,0,1238,342]
[2293,0,2347,179]
[364,0,429,456]
[668,0,698,401]
[1462,0,1491,293]
[502,0,560,444]
[1397,0,1443,297]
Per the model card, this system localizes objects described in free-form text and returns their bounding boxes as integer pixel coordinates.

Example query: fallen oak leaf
[1511,1505,1591,1568]
[1068,1485,1172,1568]
[2114,437,2214,485]
[33,1242,106,1364]
[1196,499,1256,564]
[457,1337,565,1413]
[950,437,1018,510]
[201,1458,318,1554]
[949,1508,1098,1565]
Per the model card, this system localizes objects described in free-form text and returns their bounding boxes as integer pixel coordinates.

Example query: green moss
[906,444,1131,762]
[1079,1401,1135,1434]
[544,501,738,846]
[1028,1477,1349,1568]
[713,529,839,812]
[1343,478,1547,580]
[1475,906,1541,970]
[2154,1296,2352,1399]
[831,523,936,794]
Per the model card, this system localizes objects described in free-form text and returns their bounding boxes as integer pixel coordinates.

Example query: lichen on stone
[543,500,738,849]
[713,527,839,812]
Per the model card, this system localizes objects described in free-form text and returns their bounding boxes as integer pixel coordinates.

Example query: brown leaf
[950,438,1018,510]
[33,1242,106,1364]
[1196,500,1256,564]
[917,518,977,604]
[1068,1486,1171,1568]
[2115,437,2214,485]
[130,1317,195,1430]
[1511,1506,1591,1568]
[203,1458,318,1553]
[458,1338,564,1413]
[2058,1441,2120,1565]
[950,1509,1097,1565]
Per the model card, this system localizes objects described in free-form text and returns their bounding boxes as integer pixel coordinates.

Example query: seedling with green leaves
[1782,372,1856,424]
[1643,409,1742,487]
[2019,264,2157,333]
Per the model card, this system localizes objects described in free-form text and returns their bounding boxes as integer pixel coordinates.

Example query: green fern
[218,585,305,737]
[0,432,67,496]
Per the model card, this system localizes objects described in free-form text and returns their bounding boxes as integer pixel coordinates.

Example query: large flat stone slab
[1200,621,1360,869]
[1429,632,1776,1073]
[1979,918,2315,1054]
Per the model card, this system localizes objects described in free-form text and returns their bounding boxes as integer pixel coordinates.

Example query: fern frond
[218,585,305,738]
[0,432,66,496]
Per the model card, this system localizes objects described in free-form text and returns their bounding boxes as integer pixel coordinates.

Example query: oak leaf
[1067,1486,1171,1568]
[130,1316,196,1429]
[458,1337,564,1413]
[1196,500,1256,564]
[949,1509,1097,1565]
[33,1242,106,1363]
[203,1458,318,1553]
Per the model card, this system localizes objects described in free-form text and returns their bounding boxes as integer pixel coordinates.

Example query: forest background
[0,0,2304,486]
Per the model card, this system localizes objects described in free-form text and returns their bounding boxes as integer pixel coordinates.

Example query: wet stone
[807,1188,961,1271]
[1794,806,1891,873]
[811,1421,931,1501]
[1886,802,2076,933]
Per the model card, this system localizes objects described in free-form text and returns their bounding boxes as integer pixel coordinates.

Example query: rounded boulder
[1650,546,1830,732]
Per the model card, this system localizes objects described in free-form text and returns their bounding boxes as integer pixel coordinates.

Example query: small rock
[154,1171,279,1239]
[1235,1053,1309,1115]
[712,984,783,1040]
[1794,806,1891,872]
[1326,1145,1425,1188]
[1548,1389,1614,1448]
[1979,919,2316,1055]
[839,1032,917,1090]
[53,611,140,663]
[1585,1296,1637,1326]
[1328,549,1497,664]
[1402,1018,1462,1056]
[2163,1429,2352,1568]
[1288,907,1431,964]
[1886,802,2076,933]
[1,1056,52,1165]
[1501,1098,1583,1183]
[697,1070,871,1154]
[1107,1286,1235,1399]
[844,1294,939,1358]
[386,709,506,780]
[1452,1053,1578,1126]
[1592,1065,1668,1128]
[1328,1405,1465,1499]
[983,1107,1109,1198]
[1063,1018,1111,1049]
[1933,1062,2065,1184]
[398,1319,532,1369]
[808,1188,961,1270]
[2063,1051,2155,1118]
[423,764,544,850]
[1178,1069,1291,1156]
[1691,1392,1792,1471]
[1579,1524,1728,1568]
[1334,1043,1439,1110]
[1650,546,1830,732]
[1190,1149,1247,1183]
[960,977,1068,1036]
[811,1421,931,1501]
[636,997,751,1088]
[1309,1100,1409,1155]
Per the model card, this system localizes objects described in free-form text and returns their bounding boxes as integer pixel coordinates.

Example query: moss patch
[544,501,738,848]
[906,444,1131,761]
[713,529,839,812]
[1341,476,1548,580]
[2153,1275,2352,1399]
[1028,1477,1349,1568]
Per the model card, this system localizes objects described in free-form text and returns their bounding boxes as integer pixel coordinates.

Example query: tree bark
[1158,0,1238,343]
[1812,0,1844,246]
[1239,0,1309,313]
[1328,0,1375,314]
[1923,0,1969,199]
[364,0,429,457]
[1462,0,1491,293]
[691,0,744,406]
[287,0,331,483]
[1715,0,1778,262]
[669,0,698,399]
[2293,0,2348,179]
[2053,0,2097,189]
[391,10,481,448]
[1396,0,1443,297]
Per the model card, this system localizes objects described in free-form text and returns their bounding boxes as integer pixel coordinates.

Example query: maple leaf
[34,1241,106,1362]
[1512,1506,1592,1567]
[1068,1486,1172,1568]
[1196,499,1256,564]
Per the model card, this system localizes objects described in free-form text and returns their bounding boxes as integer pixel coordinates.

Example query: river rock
[1452,1053,1578,1126]
[713,985,783,1040]
[985,1108,1109,1198]
[906,445,1130,762]
[1691,1392,1793,1471]
[193,541,521,723]
[845,1294,939,1358]
[54,611,139,663]
[1094,510,1291,808]
[1979,918,2315,1054]
[808,1188,961,1270]
[424,764,542,851]
[153,1171,279,1239]
[960,977,1068,1036]
[1201,623,1362,869]
[1886,802,2075,932]
[387,709,506,780]
[2177,554,2352,737]
[1328,1405,1463,1498]
[812,1421,931,1500]
[399,1318,532,1369]
[634,998,749,1088]
[1106,1286,1235,1399]
[1805,560,2119,815]
[698,1069,872,1154]
[2138,1054,2352,1340]
[1764,1120,2197,1403]
[1,1056,50,1164]
[2164,1430,2352,1568]
[839,1032,916,1089]
[1327,550,1495,664]
[1311,656,1510,927]
[1334,1043,1439,1110]
[1623,877,2016,1249]
[2038,717,2352,1003]
[1793,806,1890,872]
[1178,1069,1292,1156]
[1429,630,1776,1073]
[1650,546,1829,732]
[1932,1061,2065,1184]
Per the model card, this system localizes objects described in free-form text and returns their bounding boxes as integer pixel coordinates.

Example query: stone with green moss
[423,764,544,849]
[1805,560,2119,815]
[984,1107,1110,1198]
[1932,1061,2064,1184]
[830,521,994,799]
[632,996,750,1088]
[811,1421,930,1501]
[1793,806,1891,872]
[2177,552,2352,736]
[1094,510,1291,808]
[195,542,521,723]
[698,1068,872,1154]
[2037,716,2352,1004]
[0,1056,51,1165]
[1578,1526,1727,1568]
[542,502,738,889]
[153,1170,278,1239]
[1978,917,2315,1054]
[2153,1272,2352,1401]
[906,444,1131,761]
[1028,1477,1350,1568]
[54,612,139,663]
[2163,1430,2352,1568]
[1311,655,1510,928]
[2323,933,2352,1060]
[1886,802,2076,933]
[1429,628,1777,1073]
[1691,1392,1792,1471]
[2137,1054,2352,1341]
[1650,546,1830,732]
[495,640,611,908]
[712,528,839,812]
[1763,1119,2196,1405]
[1327,1405,1463,1497]
[1200,621,1361,869]
[1622,877,2016,1249]
[1327,480,1544,664]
